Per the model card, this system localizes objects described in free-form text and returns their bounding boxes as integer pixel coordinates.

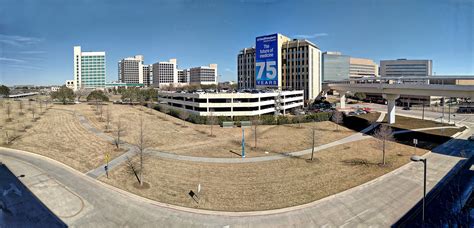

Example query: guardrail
[325,76,474,86]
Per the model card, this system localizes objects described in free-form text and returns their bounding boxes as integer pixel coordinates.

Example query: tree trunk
[140,151,143,186]
[254,125,257,148]
[382,139,386,165]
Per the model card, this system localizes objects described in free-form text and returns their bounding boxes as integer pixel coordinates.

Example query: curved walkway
[58,108,460,179]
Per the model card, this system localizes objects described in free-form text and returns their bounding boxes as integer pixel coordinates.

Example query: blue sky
[0,0,473,86]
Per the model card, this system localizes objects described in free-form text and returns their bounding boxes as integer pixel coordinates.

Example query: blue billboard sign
[255,34,278,86]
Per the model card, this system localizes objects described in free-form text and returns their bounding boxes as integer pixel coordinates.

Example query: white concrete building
[189,64,218,85]
[73,46,106,91]
[158,90,304,117]
[152,59,178,88]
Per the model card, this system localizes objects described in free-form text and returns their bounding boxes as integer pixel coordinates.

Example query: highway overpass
[325,76,474,124]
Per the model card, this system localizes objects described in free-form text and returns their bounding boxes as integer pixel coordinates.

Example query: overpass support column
[383,94,400,124]
[337,91,347,109]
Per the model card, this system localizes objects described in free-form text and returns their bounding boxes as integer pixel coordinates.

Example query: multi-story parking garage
[158,90,304,117]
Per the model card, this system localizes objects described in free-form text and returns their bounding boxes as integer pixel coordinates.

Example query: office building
[152,59,178,88]
[73,46,106,91]
[380,59,432,77]
[349,57,378,78]
[322,52,350,81]
[237,48,256,89]
[118,55,144,86]
[237,33,322,101]
[380,59,435,106]
[178,69,189,84]
[143,64,151,87]
[189,64,218,85]
[158,90,303,117]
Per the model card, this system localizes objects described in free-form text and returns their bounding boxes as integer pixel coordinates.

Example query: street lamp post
[411,155,427,223]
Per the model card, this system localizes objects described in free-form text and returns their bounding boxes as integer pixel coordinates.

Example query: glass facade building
[73,46,106,90]
[81,55,106,88]
[322,52,350,81]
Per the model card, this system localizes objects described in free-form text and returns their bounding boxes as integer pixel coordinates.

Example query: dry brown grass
[100,138,428,211]
[5,105,124,172]
[0,99,46,145]
[65,103,356,158]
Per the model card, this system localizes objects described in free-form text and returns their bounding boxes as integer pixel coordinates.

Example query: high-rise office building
[380,59,432,77]
[152,59,178,87]
[189,64,218,85]
[322,52,350,81]
[73,46,106,91]
[118,55,144,85]
[237,48,256,89]
[143,64,151,87]
[237,34,322,100]
[349,57,378,78]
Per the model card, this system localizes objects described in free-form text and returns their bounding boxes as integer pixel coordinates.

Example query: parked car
[402,106,411,110]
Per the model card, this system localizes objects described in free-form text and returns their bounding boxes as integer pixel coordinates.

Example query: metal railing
[325,75,474,86]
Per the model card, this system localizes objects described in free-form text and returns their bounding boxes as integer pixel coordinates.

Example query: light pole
[411,155,427,223]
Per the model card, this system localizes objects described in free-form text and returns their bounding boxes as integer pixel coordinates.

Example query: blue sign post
[256,34,278,87]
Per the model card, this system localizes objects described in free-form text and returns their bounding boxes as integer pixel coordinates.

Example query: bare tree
[31,104,36,121]
[18,100,24,115]
[310,126,317,161]
[160,105,169,114]
[373,125,394,165]
[105,106,112,132]
[27,99,32,111]
[251,116,261,148]
[4,130,16,145]
[97,103,104,121]
[179,110,189,127]
[147,101,153,113]
[114,117,123,149]
[331,111,343,131]
[294,113,305,128]
[5,102,12,121]
[75,88,90,102]
[39,100,43,114]
[207,111,217,136]
[135,116,148,186]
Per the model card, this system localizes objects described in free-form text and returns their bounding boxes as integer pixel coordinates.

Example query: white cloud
[6,65,43,70]
[0,57,26,63]
[293,33,329,39]
[0,34,43,46]
[19,50,46,54]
